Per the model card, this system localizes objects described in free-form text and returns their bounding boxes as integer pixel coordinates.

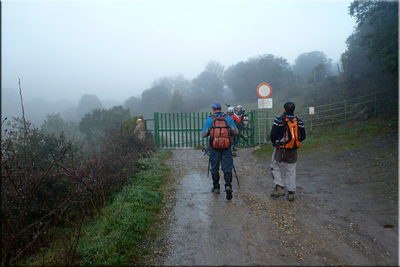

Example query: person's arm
[226,116,239,136]
[230,114,240,123]
[234,114,242,123]
[270,116,283,145]
[201,117,213,138]
[270,124,278,145]
[297,118,306,142]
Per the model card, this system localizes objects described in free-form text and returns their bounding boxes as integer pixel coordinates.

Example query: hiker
[202,102,239,200]
[236,105,243,116]
[227,106,242,156]
[270,101,306,201]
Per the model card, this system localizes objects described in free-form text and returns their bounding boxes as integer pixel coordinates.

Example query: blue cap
[212,102,221,109]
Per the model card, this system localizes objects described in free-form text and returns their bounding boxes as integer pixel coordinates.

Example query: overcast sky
[3,0,356,104]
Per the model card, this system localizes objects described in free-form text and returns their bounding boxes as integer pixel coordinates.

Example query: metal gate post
[154,112,159,147]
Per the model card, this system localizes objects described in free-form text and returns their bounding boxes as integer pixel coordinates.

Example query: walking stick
[233,164,240,187]
[207,155,210,178]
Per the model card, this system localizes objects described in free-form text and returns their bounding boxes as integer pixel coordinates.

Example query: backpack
[209,114,231,149]
[278,116,301,150]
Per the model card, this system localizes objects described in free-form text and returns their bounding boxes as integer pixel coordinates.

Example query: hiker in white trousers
[269,101,306,201]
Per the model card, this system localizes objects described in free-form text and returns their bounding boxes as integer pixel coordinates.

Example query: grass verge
[72,148,172,266]
[252,116,398,159]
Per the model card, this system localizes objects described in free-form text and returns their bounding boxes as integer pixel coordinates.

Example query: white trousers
[270,147,297,192]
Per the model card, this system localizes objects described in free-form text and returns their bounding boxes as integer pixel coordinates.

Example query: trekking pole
[207,156,210,178]
[232,164,240,187]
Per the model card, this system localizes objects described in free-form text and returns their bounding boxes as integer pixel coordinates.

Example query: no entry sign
[257,83,272,99]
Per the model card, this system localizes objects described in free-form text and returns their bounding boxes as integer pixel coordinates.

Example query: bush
[1,114,156,266]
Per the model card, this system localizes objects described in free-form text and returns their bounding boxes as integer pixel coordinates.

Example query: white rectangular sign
[258,98,273,109]
[309,107,315,115]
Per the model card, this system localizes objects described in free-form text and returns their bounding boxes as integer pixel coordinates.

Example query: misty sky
[3,0,356,104]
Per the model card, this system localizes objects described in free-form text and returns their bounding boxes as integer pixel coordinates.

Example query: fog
[2,0,356,126]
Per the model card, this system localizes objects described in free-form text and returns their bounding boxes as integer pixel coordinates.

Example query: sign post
[309,107,314,131]
[257,83,273,144]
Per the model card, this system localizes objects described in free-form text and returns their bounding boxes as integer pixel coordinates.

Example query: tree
[78,106,130,147]
[340,19,376,76]
[42,112,81,141]
[76,94,103,120]
[151,74,192,97]
[192,71,224,100]
[169,90,187,113]
[224,54,292,102]
[205,60,225,79]
[349,0,398,76]
[123,96,142,117]
[141,85,172,118]
[312,64,329,82]
[292,51,333,82]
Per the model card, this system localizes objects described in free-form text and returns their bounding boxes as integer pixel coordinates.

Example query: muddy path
[151,132,398,266]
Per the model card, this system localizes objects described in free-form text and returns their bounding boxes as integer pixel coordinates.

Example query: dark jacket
[270,112,306,146]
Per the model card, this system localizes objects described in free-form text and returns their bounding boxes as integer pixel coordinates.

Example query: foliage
[253,112,398,159]
[120,116,138,133]
[141,85,172,118]
[76,94,103,120]
[2,106,157,266]
[312,64,329,82]
[169,90,187,113]
[306,71,398,107]
[192,71,224,100]
[292,51,333,81]
[42,112,82,142]
[78,105,130,148]
[224,54,292,102]
[205,60,225,79]
[348,0,398,77]
[123,96,142,117]
[75,149,171,266]
[151,74,192,97]
[340,20,376,77]
[1,117,84,266]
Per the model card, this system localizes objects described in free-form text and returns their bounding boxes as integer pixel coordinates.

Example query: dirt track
[151,132,398,266]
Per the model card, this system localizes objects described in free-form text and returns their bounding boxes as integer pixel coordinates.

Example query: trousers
[270,147,297,192]
[210,148,233,174]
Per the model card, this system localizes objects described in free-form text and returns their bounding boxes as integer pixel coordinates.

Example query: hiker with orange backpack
[201,102,239,200]
[270,101,306,201]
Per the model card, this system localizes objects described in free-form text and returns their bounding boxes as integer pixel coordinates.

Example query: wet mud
[154,133,398,266]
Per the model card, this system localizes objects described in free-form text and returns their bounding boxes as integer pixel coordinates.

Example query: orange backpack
[209,114,231,149]
[278,116,301,150]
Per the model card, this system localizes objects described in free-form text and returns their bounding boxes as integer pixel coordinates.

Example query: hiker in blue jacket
[202,101,238,200]
[270,101,306,201]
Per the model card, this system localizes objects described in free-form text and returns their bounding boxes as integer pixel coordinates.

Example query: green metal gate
[145,111,256,148]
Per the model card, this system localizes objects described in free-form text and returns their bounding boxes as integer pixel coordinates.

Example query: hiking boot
[225,186,233,200]
[211,173,220,194]
[287,191,295,201]
[211,187,220,194]
[270,185,286,198]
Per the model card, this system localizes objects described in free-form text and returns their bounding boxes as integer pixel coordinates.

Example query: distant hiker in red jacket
[227,106,242,156]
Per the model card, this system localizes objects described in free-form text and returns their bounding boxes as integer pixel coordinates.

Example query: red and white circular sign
[257,83,272,99]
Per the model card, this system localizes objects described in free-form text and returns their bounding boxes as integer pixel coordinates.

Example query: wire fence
[256,89,398,144]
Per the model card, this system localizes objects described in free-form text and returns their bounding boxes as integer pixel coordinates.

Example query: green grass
[72,149,172,266]
[253,116,398,159]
